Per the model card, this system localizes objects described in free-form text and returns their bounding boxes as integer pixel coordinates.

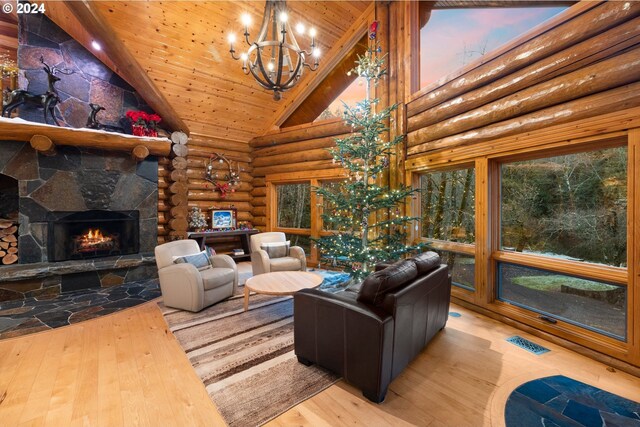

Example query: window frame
[266,169,348,266]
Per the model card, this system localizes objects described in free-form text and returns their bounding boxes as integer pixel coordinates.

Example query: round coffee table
[243,271,323,311]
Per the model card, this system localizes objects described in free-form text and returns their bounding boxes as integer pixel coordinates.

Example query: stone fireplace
[0,141,158,301]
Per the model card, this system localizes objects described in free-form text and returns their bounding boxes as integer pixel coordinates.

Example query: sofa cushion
[411,251,441,275]
[200,267,235,290]
[270,256,302,271]
[172,251,211,271]
[261,241,290,259]
[357,260,418,306]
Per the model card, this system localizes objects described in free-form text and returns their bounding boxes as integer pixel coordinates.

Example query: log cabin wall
[250,119,353,230]
[158,134,253,253]
[405,1,640,158]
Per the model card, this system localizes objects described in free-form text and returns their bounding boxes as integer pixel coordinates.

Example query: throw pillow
[411,251,441,275]
[260,241,290,259]
[173,250,212,271]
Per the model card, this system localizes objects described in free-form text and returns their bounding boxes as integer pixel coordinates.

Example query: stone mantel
[0,117,172,158]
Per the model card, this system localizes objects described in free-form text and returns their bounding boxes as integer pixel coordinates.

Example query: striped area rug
[159,293,339,427]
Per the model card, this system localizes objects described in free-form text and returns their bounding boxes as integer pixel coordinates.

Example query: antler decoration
[40,55,75,76]
[204,153,241,198]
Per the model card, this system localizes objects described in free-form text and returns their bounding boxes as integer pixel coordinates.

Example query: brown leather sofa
[293,252,451,403]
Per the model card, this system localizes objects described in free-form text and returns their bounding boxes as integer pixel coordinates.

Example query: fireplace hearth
[47,210,140,262]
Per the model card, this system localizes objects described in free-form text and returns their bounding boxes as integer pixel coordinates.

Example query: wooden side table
[187,229,259,262]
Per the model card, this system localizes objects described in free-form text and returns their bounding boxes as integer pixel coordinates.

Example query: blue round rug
[505,375,640,426]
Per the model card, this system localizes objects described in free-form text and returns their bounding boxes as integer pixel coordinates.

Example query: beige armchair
[155,239,237,312]
[250,232,307,276]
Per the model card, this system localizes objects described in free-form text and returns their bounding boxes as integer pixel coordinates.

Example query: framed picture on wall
[210,208,236,230]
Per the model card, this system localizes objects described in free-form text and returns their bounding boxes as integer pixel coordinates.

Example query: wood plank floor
[0,300,639,427]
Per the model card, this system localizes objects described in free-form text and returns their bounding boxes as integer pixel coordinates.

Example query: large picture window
[501,148,627,267]
[276,183,311,229]
[419,6,567,89]
[496,144,628,342]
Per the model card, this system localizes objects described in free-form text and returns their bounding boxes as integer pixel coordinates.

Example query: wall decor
[205,153,241,198]
[210,208,237,230]
[2,56,73,126]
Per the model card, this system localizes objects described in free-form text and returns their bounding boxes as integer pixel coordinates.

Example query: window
[498,263,626,340]
[268,170,347,265]
[419,166,476,291]
[496,144,628,341]
[420,168,475,243]
[315,78,367,122]
[501,148,627,267]
[276,183,311,229]
[419,6,567,88]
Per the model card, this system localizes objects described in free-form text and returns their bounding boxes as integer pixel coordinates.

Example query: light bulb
[313,47,321,58]
[279,12,288,23]
[240,52,248,61]
[91,40,102,51]
[267,62,275,71]
[228,33,236,44]
[309,28,317,38]
[241,13,252,27]
[295,23,305,34]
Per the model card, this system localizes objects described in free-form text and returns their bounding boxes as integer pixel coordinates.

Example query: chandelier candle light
[228,0,321,100]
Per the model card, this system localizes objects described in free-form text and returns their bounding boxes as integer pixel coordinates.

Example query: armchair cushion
[200,267,236,291]
[357,260,418,306]
[172,250,212,271]
[260,241,290,259]
[270,256,303,271]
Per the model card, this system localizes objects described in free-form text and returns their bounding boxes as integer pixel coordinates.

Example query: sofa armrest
[251,249,271,275]
[158,263,205,312]
[289,246,307,271]
[294,288,394,401]
[210,254,238,292]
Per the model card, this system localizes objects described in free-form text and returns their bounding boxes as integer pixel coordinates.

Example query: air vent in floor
[506,335,550,355]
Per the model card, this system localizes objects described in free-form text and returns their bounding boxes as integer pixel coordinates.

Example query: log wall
[158,134,253,246]
[406,1,640,158]
[250,119,350,229]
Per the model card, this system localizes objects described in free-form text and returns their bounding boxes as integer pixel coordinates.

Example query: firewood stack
[0,220,18,265]
[167,131,189,240]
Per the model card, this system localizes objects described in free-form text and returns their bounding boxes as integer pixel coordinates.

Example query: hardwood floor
[0,300,639,427]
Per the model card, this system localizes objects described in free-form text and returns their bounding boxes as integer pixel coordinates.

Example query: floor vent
[448,312,462,318]
[506,335,550,355]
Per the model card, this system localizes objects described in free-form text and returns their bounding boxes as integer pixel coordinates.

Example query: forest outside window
[496,144,628,341]
[276,183,311,230]
[419,166,476,291]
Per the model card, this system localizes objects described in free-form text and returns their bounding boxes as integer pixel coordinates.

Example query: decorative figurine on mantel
[86,103,125,133]
[205,153,241,198]
[188,207,208,232]
[2,56,74,126]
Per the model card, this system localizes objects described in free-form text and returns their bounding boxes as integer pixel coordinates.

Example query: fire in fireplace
[73,228,120,256]
[47,210,139,262]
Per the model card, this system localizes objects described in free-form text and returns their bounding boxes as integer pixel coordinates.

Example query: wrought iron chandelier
[228,0,320,101]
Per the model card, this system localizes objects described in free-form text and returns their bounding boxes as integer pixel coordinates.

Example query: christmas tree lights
[314,23,421,281]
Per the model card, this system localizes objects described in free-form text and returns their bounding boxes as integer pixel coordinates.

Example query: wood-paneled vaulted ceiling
[82,1,371,142]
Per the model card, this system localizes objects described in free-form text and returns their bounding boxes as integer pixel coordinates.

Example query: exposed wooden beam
[0,119,172,157]
[43,1,189,134]
[265,2,375,132]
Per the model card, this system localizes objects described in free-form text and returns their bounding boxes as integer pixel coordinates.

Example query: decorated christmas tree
[314,23,420,281]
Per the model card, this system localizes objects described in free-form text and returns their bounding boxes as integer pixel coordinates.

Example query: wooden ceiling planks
[91,0,371,142]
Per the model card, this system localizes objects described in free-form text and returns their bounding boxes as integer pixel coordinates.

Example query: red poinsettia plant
[125,110,162,137]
